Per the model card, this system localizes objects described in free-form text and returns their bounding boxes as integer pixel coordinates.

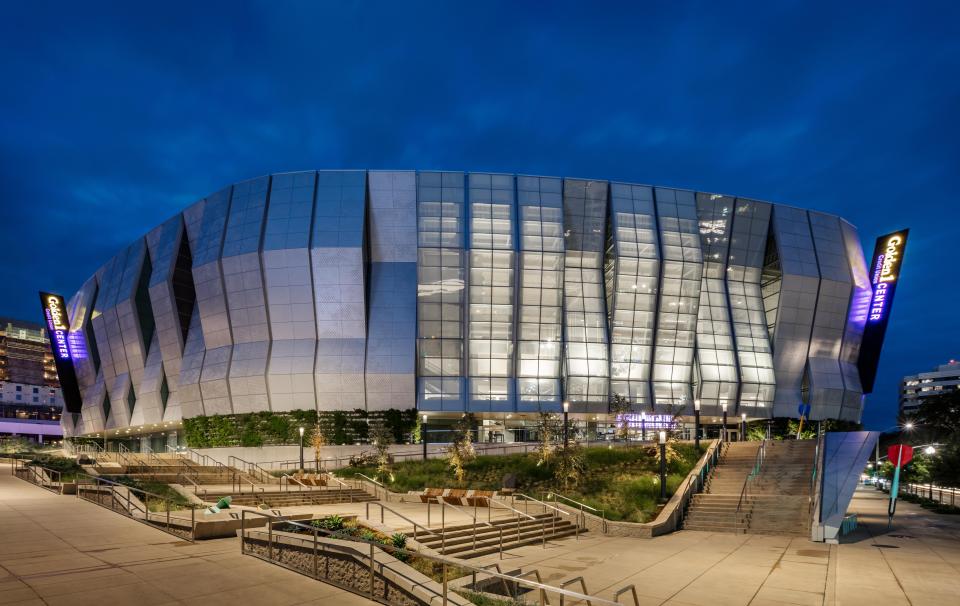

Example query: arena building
[56,171,881,445]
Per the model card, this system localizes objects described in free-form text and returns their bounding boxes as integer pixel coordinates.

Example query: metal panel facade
[63,170,875,437]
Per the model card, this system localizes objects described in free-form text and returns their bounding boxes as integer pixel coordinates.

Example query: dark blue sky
[2,2,957,429]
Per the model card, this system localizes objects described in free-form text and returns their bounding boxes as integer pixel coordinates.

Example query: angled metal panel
[808,212,852,420]
[366,170,417,411]
[769,205,821,417]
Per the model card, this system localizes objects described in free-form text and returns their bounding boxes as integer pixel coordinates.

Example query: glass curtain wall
[726,199,776,413]
[694,194,739,411]
[651,188,702,408]
[606,183,659,409]
[417,172,466,410]
[467,174,516,411]
[516,176,564,411]
[562,179,609,411]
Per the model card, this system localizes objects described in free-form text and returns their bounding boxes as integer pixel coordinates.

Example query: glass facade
[62,170,877,438]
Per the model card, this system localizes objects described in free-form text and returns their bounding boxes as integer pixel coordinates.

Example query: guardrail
[75,472,196,541]
[239,509,637,606]
[12,459,63,494]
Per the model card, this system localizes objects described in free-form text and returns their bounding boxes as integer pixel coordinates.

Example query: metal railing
[437,498,504,556]
[75,472,196,541]
[733,440,767,530]
[239,509,636,606]
[12,459,63,493]
[365,501,445,545]
[546,491,606,533]
[513,492,579,540]
[228,455,278,485]
[354,473,389,501]
[560,576,592,606]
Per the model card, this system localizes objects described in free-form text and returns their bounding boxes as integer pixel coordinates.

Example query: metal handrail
[74,472,196,541]
[12,460,63,494]
[177,472,206,497]
[614,584,640,605]
[733,439,767,530]
[239,509,621,606]
[437,498,503,555]
[353,472,387,500]
[364,501,443,543]
[514,493,573,517]
[560,576,592,606]
[228,455,277,484]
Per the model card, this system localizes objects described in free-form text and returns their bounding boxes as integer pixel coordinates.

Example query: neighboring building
[59,171,878,445]
[0,318,64,443]
[900,360,960,416]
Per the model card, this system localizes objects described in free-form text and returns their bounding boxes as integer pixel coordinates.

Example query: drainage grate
[873,544,900,549]
[888,534,915,539]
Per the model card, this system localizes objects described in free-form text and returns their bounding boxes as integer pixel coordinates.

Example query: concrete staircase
[416,512,579,558]
[211,488,376,508]
[683,440,816,536]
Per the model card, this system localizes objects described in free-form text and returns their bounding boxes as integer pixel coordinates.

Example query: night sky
[2,2,957,430]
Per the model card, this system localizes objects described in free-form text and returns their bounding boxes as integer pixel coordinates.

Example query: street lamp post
[694,399,701,451]
[658,431,667,501]
[421,414,428,461]
[641,412,646,442]
[741,413,747,442]
[563,401,570,448]
[721,402,728,443]
[298,426,305,472]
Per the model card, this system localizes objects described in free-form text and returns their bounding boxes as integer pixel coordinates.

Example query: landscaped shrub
[337,444,701,523]
[181,408,417,448]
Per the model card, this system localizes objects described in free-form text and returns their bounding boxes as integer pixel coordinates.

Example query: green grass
[103,476,197,512]
[336,444,701,523]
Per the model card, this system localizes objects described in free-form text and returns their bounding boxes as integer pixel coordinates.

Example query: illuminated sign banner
[39,291,83,414]
[857,229,909,394]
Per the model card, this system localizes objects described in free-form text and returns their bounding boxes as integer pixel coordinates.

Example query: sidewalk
[465,484,960,605]
[0,465,373,606]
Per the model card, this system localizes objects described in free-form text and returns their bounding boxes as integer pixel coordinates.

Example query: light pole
[641,411,647,442]
[694,399,701,451]
[421,413,428,461]
[658,430,667,501]
[298,426,305,472]
[741,413,747,442]
[721,402,728,443]
[563,401,570,448]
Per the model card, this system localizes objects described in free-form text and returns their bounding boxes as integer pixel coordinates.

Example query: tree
[911,391,960,440]
[534,412,561,466]
[447,414,477,483]
[369,419,394,481]
[310,422,326,471]
[609,393,631,441]
[553,444,585,489]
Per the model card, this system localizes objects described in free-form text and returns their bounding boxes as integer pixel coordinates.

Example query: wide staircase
[683,440,816,535]
[211,487,376,508]
[416,512,579,559]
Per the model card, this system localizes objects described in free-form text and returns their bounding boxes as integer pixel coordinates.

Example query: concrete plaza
[3,466,960,606]
[469,485,960,605]
[0,466,373,606]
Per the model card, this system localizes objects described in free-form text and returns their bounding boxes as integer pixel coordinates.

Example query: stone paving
[0,465,374,606]
[467,485,960,605]
[4,465,960,606]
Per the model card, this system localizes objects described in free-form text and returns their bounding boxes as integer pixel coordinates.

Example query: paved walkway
[0,466,373,606]
[465,485,960,605]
